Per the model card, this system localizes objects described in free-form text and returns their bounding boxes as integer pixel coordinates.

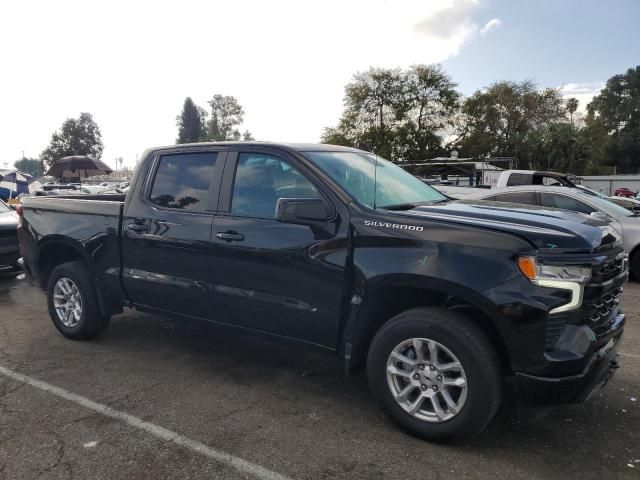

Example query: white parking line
[0,365,294,480]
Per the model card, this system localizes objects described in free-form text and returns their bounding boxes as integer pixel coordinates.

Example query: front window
[231,153,320,219]
[304,151,445,208]
[0,200,11,212]
[540,193,595,214]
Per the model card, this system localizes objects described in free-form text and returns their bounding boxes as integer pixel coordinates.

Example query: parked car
[464,185,640,277]
[0,200,19,271]
[614,187,638,198]
[17,143,628,442]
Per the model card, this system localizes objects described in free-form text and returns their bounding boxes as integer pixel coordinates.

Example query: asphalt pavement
[0,272,638,480]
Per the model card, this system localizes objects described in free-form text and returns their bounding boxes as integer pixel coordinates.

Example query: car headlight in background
[518,256,591,313]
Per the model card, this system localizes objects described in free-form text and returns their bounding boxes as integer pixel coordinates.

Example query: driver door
[209,149,349,348]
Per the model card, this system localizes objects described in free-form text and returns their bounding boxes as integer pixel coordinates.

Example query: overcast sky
[1,0,638,168]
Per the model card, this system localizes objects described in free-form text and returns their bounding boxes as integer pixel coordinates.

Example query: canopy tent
[0,170,41,201]
[45,155,113,179]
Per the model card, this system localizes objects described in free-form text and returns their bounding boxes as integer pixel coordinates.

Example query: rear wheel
[367,307,502,443]
[47,261,110,339]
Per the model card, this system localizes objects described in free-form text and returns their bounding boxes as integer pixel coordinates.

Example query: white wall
[580,176,640,195]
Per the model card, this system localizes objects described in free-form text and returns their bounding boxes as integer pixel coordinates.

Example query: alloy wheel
[386,337,468,422]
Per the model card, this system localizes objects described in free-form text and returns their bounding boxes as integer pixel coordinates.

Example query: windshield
[304,150,446,208]
[0,200,11,213]
[587,194,636,217]
[575,185,609,199]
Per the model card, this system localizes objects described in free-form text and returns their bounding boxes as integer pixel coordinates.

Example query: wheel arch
[37,237,91,290]
[343,275,511,376]
[37,237,119,318]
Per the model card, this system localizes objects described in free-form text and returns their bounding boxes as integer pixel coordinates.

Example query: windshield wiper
[380,203,419,211]
[380,199,449,210]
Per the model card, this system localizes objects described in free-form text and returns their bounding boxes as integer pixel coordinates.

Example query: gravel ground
[0,272,638,480]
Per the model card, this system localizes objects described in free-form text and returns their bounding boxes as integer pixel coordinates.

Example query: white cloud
[559,82,604,112]
[413,0,481,57]
[0,0,489,168]
[480,18,502,36]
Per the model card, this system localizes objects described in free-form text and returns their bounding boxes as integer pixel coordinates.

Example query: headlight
[517,257,591,284]
[518,256,591,314]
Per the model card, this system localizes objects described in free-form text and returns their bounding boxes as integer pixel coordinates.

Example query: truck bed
[19,194,126,305]
[25,192,122,218]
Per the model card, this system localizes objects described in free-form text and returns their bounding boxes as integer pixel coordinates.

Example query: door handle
[127,222,148,233]
[215,231,244,242]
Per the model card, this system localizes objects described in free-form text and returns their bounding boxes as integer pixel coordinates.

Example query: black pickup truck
[18,142,628,442]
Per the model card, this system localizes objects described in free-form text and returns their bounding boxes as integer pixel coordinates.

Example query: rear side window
[150,152,217,211]
[540,193,595,214]
[506,173,531,186]
[493,191,537,205]
[231,153,320,219]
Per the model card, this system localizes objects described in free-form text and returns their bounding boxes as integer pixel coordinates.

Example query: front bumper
[0,247,19,270]
[509,313,624,405]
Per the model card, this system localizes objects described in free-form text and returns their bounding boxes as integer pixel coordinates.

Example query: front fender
[340,216,549,375]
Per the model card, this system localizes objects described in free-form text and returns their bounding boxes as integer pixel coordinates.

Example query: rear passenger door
[121,148,226,319]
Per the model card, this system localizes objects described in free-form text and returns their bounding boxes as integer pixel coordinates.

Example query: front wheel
[631,251,640,281]
[367,307,502,443]
[47,261,110,340]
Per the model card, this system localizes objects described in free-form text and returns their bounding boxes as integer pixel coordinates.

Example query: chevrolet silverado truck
[17,143,628,442]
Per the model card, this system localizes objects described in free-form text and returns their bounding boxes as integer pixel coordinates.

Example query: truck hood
[394,200,619,252]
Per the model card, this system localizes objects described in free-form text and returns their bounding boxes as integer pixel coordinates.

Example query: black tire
[367,307,502,443]
[631,251,640,281]
[47,261,110,340]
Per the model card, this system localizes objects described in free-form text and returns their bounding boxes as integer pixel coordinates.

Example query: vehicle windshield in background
[591,195,637,217]
[575,184,610,199]
[304,151,446,209]
[0,200,11,212]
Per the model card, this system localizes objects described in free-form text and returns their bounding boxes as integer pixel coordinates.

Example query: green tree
[13,157,44,177]
[396,64,459,160]
[527,123,590,173]
[566,97,579,126]
[455,80,565,168]
[587,65,640,173]
[322,65,458,161]
[206,95,252,141]
[41,113,104,168]
[322,67,405,159]
[176,97,206,143]
[242,130,254,141]
[581,111,612,174]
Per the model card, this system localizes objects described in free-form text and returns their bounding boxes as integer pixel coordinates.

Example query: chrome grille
[591,253,626,283]
[585,287,622,334]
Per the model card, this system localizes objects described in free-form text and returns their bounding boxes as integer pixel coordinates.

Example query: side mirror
[276,198,331,226]
[590,211,610,221]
